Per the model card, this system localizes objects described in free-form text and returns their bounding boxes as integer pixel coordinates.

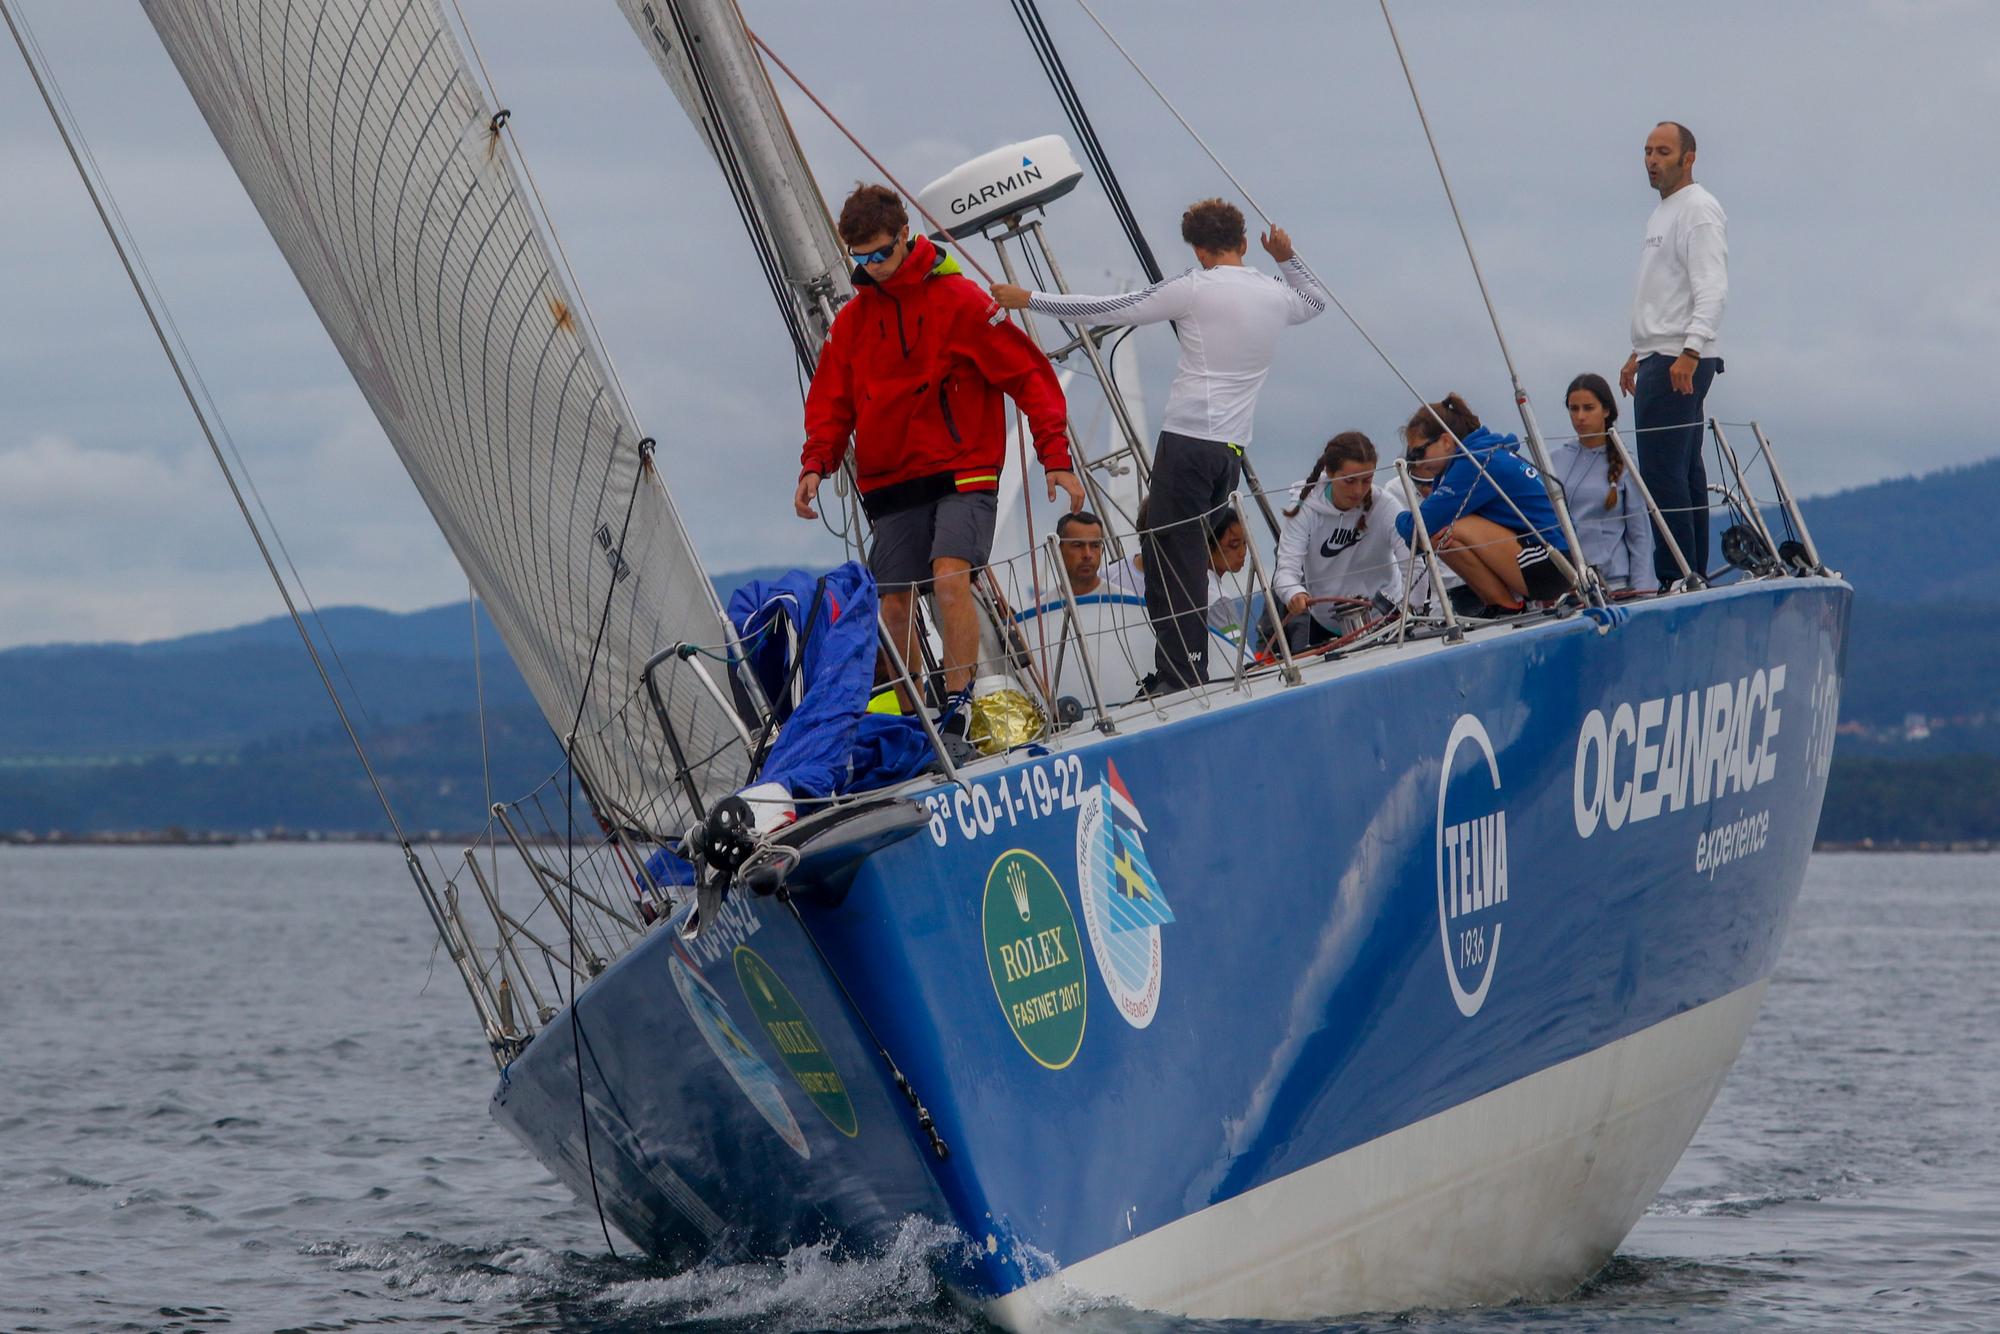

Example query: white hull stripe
[984,980,1767,1330]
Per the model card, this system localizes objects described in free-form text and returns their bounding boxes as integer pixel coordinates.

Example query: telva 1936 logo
[1437,714,1509,1017]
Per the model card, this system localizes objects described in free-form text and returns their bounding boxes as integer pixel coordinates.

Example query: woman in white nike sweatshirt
[1272,432,1407,649]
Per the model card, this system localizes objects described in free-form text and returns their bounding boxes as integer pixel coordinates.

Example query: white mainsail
[143,0,749,834]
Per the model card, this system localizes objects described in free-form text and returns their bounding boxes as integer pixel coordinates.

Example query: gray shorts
[868,491,997,589]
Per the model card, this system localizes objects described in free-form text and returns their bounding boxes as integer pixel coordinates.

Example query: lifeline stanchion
[1605,426,1697,588]
[1396,460,1464,644]
[1749,422,1828,575]
[1043,534,1119,733]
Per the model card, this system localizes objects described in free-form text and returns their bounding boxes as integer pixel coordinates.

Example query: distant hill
[1790,455,2000,602]
[0,566,794,760]
[0,564,794,834]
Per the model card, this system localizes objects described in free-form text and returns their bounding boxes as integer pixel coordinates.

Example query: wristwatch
[1680,346,1701,360]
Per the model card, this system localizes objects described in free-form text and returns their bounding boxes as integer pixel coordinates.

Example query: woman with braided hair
[1550,372,1656,593]
[1272,431,1406,650]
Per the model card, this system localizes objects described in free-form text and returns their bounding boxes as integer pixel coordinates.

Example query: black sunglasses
[849,240,898,266]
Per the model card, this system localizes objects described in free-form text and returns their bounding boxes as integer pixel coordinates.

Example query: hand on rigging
[990,283,1032,310]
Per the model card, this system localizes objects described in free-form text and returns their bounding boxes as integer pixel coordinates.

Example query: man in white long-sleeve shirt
[1619,121,1727,587]
[993,198,1329,691]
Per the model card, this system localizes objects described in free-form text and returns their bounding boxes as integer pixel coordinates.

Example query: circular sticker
[732,947,859,1137]
[981,849,1087,1069]
[668,952,809,1159]
[1074,761,1173,1029]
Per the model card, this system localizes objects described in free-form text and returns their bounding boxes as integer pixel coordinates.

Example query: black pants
[1141,431,1241,689]
[1633,352,1721,586]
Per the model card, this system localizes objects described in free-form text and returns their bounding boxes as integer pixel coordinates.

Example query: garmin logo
[1436,714,1507,1018]
[950,158,1044,216]
[1573,665,1786,839]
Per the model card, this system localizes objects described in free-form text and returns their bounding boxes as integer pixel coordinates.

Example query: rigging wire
[1064,0,1592,592]
[1374,0,1594,594]
[12,7,387,740]
[470,586,501,923]
[1009,0,1165,284]
[656,0,819,377]
[555,438,656,1263]
[1,0,421,853]
[744,28,999,287]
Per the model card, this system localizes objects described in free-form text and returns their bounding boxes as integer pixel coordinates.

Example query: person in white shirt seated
[1550,372,1655,595]
[1054,510,1112,598]
[1272,432,1407,651]
[1102,503,1251,648]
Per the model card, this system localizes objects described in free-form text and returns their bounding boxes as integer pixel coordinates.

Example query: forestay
[144,0,748,834]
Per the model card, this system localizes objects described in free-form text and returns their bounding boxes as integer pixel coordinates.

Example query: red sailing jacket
[801,235,1071,509]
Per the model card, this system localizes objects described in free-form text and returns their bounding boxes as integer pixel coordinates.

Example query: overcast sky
[2,1,1993,649]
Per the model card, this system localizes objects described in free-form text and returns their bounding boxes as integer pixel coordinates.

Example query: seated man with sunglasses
[796,184,1083,733]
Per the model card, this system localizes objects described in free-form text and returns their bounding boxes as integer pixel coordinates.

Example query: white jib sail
[143,0,749,834]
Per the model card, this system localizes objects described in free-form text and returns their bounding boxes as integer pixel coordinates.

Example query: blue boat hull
[491,577,1848,1318]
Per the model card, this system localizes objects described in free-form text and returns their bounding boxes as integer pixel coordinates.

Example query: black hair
[1055,510,1104,539]
[1564,372,1625,507]
[1404,393,1480,452]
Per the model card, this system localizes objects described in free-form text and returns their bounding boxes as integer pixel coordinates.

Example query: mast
[614,0,851,371]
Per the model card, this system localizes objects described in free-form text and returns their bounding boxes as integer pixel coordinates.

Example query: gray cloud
[2,0,1991,648]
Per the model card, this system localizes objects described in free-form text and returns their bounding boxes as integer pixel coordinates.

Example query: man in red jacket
[795,184,1081,724]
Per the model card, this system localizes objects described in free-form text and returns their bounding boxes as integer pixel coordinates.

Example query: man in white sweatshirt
[1619,120,1727,588]
[993,198,1329,692]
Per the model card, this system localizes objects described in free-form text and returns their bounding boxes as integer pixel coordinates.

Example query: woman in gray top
[1550,373,1655,593]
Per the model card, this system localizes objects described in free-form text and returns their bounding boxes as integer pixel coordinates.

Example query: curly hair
[837,183,907,246]
[1180,197,1246,254]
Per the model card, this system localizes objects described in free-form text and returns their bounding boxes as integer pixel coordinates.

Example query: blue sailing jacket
[1394,426,1569,551]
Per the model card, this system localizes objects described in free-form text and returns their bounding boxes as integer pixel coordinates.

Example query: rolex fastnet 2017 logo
[1437,714,1509,1018]
[982,850,1087,1068]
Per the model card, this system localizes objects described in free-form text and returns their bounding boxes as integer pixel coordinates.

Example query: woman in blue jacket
[1393,393,1573,611]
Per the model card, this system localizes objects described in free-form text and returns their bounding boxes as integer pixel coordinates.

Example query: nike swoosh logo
[1319,532,1360,558]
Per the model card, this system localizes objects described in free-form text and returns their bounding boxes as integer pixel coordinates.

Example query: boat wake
[305,1217,981,1330]
[609,1217,974,1330]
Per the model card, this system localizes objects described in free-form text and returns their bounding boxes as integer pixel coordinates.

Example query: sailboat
[33,0,1846,1323]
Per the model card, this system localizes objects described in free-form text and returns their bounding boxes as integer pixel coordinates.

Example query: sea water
[1,846,1994,1331]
